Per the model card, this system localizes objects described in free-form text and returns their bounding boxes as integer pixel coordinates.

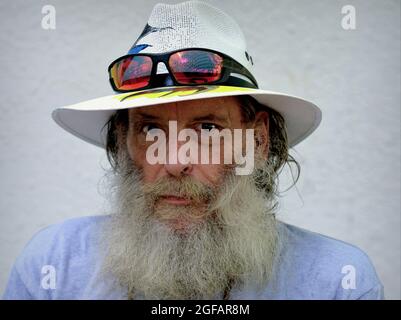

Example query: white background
[0,0,399,299]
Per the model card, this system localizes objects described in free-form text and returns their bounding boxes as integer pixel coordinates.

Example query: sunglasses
[108,48,258,92]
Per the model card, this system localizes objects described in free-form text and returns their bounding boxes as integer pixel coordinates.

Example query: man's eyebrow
[191,114,228,123]
[132,112,229,123]
[132,112,161,121]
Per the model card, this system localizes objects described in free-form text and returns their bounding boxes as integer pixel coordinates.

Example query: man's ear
[253,111,269,159]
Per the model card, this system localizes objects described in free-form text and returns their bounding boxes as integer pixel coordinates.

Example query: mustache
[141,176,216,204]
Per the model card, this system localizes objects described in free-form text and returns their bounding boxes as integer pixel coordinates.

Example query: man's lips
[159,195,192,205]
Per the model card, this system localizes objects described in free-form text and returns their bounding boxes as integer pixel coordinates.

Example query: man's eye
[141,124,160,134]
[196,123,220,131]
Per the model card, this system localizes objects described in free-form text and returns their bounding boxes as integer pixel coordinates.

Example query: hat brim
[52,85,321,148]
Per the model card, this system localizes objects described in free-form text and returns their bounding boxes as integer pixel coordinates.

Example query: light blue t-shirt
[2,216,384,299]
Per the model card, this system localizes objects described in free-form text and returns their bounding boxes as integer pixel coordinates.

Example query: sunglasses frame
[108,48,259,93]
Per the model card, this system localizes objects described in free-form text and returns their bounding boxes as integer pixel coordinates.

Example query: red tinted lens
[110,56,152,91]
[169,50,223,84]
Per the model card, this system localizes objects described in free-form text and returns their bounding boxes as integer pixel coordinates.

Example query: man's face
[125,96,268,232]
[102,96,276,300]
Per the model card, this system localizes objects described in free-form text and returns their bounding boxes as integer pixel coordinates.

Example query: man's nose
[164,141,193,177]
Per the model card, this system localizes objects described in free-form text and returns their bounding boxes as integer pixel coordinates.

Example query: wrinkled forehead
[127,96,244,123]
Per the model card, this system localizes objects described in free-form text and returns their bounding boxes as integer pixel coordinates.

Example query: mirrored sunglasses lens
[111,56,152,90]
[169,50,223,84]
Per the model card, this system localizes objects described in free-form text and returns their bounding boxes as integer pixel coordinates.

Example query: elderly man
[3,1,383,300]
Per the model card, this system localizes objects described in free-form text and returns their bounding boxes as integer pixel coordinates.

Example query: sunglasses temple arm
[227,59,259,88]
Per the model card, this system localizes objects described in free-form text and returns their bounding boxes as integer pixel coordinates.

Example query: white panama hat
[52,0,321,148]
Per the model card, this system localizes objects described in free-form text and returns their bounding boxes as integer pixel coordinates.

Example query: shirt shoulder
[3,215,109,299]
[273,222,384,299]
[16,215,108,267]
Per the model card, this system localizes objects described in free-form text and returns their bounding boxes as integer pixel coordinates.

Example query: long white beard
[100,157,279,300]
